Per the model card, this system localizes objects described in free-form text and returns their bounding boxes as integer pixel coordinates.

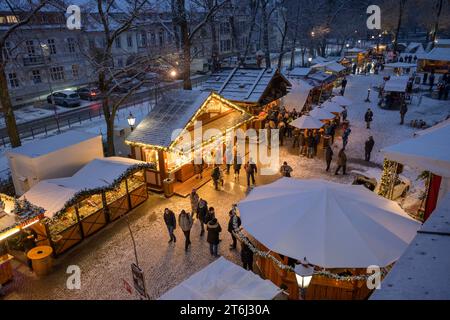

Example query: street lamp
[170,70,177,78]
[294,258,314,300]
[365,88,371,102]
[127,113,136,131]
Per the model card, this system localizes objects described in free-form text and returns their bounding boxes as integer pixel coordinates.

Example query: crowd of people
[163,191,254,271]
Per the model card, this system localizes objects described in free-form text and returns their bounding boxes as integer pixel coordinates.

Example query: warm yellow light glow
[170,70,177,77]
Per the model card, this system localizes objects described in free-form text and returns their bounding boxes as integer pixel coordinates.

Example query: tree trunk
[229,15,239,59]
[210,19,219,72]
[393,0,407,52]
[277,21,288,70]
[261,1,271,68]
[106,112,115,156]
[177,0,192,90]
[171,0,181,51]
[431,0,443,48]
[0,62,21,147]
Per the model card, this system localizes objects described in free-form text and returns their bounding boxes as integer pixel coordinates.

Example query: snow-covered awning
[22,157,150,218]
[282,79,313,112]
[384,76,409,92]
[158,257,281,300]
[382,120,450,177]
[384,62,417,69]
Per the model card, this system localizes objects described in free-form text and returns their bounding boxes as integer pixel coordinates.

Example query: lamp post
[294,258,314,300]
[365,88,371,102]
[127,113,136,131]
[308,57,312,67]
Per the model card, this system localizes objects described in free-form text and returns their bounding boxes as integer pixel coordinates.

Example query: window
[220,39,231,52]
[67,38,76,53]
[3,41,11,60]
[50,66,65,81]
[8,73,19,88]
[72,64,79,78]
[115,37,122,49]
[220,22,230,35]
[26,40,35,56]
[140,31,147,47]
[127,34,133,48]
[47,39,56,54]
[31,70,42,84]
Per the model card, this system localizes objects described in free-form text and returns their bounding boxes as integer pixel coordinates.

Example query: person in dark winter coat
[163,208,176,243]
[244,159,257,187]
[307,132,315,158]
[429,72,435,91]
[197,199,208,236]
[299,131,306,155]
[241,241,254,271]
[205,207,215,225]
[207,218,222,257]
[341,106,348,122]
[211,164,221,190]
[233,153,242,181]
[341,78,348,95]
[280,161,293,177]
[364,108,373,129]
[364,136,375,161]
[325,145,333,171]
[313,130,321,156]
[228,206,241,250]
[342,127,351,149]
[335,149,347,175]
[400,102,408,125]
[189,188,199,219]
[179,210,193,251]
[329,121,337,143]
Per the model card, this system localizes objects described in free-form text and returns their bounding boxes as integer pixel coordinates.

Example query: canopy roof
[281,78,313,112]
[321,101,343,113]
[313,61,346,73]
[384,76,409,92]
[286,67,311,77]
[290,115,323,129]
[418,47,450,62]
[22,157,148,218]
[382,120,450,177]
[331,95,353,106]
[158,257,280,300]
[384,62,417,69]
[308,106,336,120]
[238,178,420,268]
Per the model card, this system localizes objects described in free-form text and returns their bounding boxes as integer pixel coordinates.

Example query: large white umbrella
[308,107,336,120]
[331,96,353,106]
[321,101,343,114]
[238,178,421,268]
[290,115,324,129]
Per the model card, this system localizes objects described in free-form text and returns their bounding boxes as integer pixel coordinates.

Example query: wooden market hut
[201,67,291,114]
[417,43,450,74]
[21,157,150,256]
[125,90,255,194]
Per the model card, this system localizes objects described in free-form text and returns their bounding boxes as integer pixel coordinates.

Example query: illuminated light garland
[0,196,45,237]
[45,163,155,223]
[231,211,387,282]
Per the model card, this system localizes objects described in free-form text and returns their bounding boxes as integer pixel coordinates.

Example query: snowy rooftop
[22,157,147,217]
[201,67,290,104]
[312,61,346,73]
[7,131,100,158]
[307,71,336,83]
[285,67,311,77]
[418,47,450,62]
[371,192,450,300]
[384,76,410,92]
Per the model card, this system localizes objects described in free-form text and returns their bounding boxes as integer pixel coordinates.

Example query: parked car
[351,168,411,199]
[76,87,101,101]
[46,90,81,108]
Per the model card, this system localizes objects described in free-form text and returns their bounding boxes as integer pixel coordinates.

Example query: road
[0,76,208,147]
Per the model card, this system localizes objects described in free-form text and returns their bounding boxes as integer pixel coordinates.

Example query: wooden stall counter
[0,254,14,284]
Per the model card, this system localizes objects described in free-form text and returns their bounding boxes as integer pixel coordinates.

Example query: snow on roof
[286,67,311,77]
[201,67,290,104]
[384,76,410,92]
[371,192,450,300]
[312,61,346,73]
[22,157,147,217]
[435,39,450,47]
[282,79,313,112]
[418,47,450,62]
[384,62,417,69]
[382,120,450,177]
[126,90,210,148]
[405,42,425,54]
[159,257,281,300]
[7,131,100,158]
[307,71,336,83]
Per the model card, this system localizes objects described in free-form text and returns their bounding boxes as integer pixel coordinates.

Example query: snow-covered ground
[1,70,449,299]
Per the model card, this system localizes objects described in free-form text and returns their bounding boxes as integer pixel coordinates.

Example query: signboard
[131,263,147,299]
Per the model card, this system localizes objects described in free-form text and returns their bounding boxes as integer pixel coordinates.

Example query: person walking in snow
[189,188,199,219]
[364,108,373,129]
[341,106,348,122]
[228,205,241,250]
[342,127,351,149]
[280,161,293,177]
[197,199,208,236]
[179,209,193,251]
[364,136,375,162]
[325,145,333,172]
[233,152,242,181]
[244,159,257,187]
[335,149,347,175]
[207,218,222,257]
[400,102,408,125]
[341,77,348,95]
[241,240,254,271]
[163,208,176,243]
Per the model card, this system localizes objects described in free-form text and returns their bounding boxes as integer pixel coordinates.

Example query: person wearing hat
[364,136,375,162]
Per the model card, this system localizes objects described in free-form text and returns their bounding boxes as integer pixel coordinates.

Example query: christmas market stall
[417,42,450,74]
[20,157,152,256]
[381,119,450,222]
[311,61,347,85]
[281,78,314,112]
[0,194,44,284]
[236,178,420,300]
[125,90,255,194]
[343,47,369,69]
[306,71,336,104]
[378,76,410,109]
